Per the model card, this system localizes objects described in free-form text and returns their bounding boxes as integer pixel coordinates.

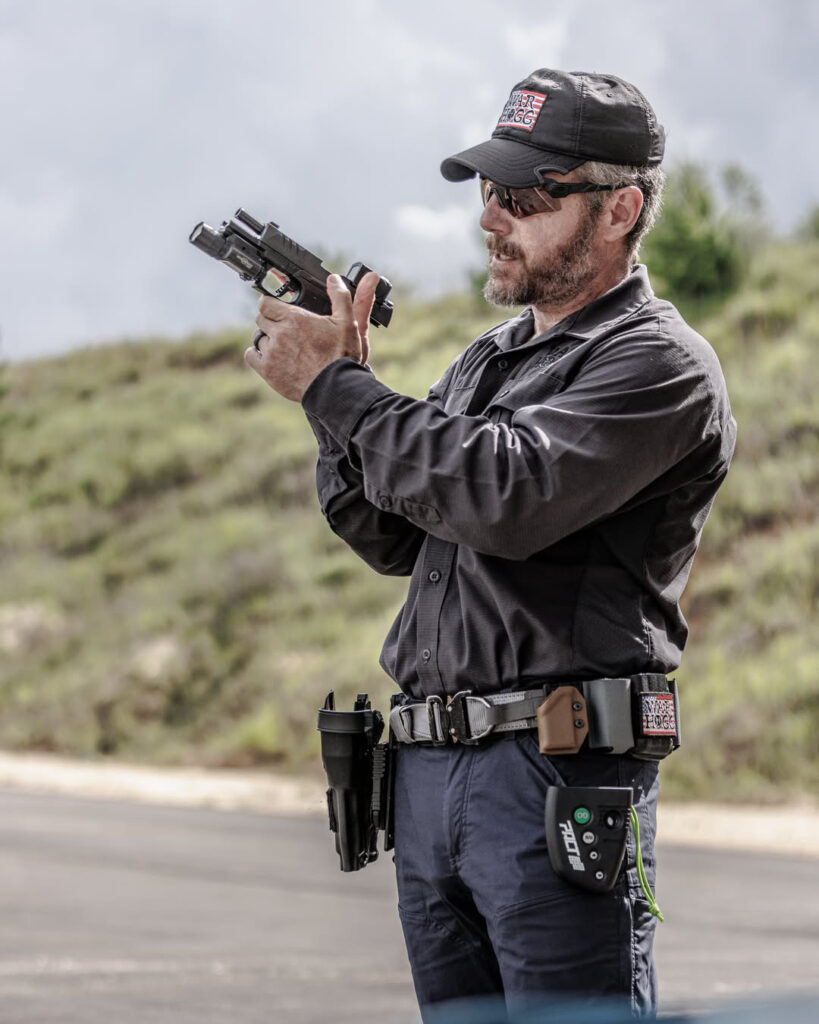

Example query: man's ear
[601,186,643,242]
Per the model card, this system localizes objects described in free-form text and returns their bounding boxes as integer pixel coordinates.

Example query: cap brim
[440,137,584,187]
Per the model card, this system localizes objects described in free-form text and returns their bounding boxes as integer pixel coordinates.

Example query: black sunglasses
[480,177,627,218]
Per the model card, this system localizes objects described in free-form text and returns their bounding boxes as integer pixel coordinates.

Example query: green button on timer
[573,806,592,825]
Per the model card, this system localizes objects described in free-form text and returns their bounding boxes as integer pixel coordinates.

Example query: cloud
[2,0,818,359]
[394,203,476,244]
[386,201,484,297]
[503,19,568,68]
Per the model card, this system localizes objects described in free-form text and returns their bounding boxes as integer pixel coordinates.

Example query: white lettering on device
[559,820,585,872]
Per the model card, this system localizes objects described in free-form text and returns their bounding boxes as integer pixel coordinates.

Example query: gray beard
[483,205,600,308]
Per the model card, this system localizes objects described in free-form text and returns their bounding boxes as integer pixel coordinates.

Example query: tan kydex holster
[536,686,589,755]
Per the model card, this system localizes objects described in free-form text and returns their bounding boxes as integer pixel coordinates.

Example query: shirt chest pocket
[485,370,569,421]
[443,382,477,415]
[443,360,570,417]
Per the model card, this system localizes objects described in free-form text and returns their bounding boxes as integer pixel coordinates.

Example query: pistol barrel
[234,209,266,234]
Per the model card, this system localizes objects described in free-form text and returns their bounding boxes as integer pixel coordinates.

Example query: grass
[1,246,817,800]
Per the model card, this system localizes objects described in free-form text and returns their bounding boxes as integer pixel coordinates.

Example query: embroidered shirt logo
[497,90,546,132]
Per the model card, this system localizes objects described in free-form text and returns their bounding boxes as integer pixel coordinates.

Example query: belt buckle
[425,695,448,746]
[447,690,493,745]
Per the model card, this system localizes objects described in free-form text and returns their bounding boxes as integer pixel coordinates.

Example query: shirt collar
[494,264,655,353]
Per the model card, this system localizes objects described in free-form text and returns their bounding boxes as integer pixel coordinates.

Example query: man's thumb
[351,271,380,334]
[326,274,354,321]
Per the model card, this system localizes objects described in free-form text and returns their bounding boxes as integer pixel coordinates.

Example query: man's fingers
[244,343,262,370]
[246,326,274,365]
[352,271,380,338]
[258,295,294,321]
[255,310,284,335]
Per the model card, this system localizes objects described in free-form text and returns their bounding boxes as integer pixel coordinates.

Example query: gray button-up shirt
[301,265,736,700]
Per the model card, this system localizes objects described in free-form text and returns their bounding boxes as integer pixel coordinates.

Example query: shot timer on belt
[545,786,633,893]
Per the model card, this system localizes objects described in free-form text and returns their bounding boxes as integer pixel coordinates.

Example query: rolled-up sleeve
[302,333,726,561]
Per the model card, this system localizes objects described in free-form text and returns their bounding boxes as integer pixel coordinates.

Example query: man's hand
[244,271,380,402]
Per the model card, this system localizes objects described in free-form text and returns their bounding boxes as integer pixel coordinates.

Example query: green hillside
[2,242,818,800]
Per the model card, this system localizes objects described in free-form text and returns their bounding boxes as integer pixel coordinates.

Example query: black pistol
[189,209,394,328]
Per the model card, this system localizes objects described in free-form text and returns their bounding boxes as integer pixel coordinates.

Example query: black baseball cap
[441,69,665,188]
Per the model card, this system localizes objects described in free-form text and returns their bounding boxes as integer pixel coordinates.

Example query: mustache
[486,236,523,259]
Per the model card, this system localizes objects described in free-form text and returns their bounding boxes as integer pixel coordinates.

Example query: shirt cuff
[301,357,393,447]
[303,410,339,454]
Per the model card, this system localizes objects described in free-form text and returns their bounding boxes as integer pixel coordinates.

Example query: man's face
[479,170,606,308]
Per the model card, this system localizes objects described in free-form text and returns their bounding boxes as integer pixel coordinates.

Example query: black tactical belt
[388,675,681,762]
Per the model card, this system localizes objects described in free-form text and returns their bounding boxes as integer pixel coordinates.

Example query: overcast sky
[2,0,818,361]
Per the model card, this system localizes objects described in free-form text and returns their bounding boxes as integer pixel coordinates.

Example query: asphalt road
[1,789,818,1024]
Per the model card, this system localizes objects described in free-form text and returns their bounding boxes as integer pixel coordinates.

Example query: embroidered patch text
[496,90,546,132]
[639,692,678,737]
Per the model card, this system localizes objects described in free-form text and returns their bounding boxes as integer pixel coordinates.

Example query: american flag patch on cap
[496,89,546,132]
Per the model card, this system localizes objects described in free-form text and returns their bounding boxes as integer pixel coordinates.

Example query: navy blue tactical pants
[392,732,660,1019]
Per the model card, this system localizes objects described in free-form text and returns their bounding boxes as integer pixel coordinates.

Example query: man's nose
[479,192,513,234]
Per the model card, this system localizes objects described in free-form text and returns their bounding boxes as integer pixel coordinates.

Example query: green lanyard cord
[629,806,665,922]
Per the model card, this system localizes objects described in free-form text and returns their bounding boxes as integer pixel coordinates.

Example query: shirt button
[421,648,431,661]
[428,570,441,583]
[378,495,392,510]
[498,359,509,370]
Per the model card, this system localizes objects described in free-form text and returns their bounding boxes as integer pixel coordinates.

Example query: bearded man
[246,69,736,1019]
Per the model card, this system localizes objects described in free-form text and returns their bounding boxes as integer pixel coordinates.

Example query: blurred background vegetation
[2,161,818,801]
